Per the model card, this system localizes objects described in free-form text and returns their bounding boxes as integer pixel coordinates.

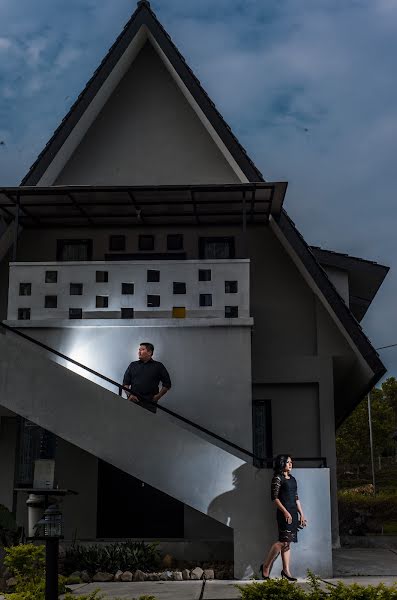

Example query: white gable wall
[55,42,240,186]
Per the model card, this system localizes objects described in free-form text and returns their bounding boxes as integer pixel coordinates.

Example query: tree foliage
[336,377,396,465]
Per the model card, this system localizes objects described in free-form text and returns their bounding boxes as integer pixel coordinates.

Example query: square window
[173,282,186,294]
[139,235,154,251]
[70,283,83,296]
[109,235,126,251]
[96,296,109,308]
[45,295,57,309]
[121,308,134,319]
[45,271,58,283]
[147,269,160,282]
[225,280,238,293]
[69,308,82,319]
[96,271,108,283]
[18,308,31,320]
[172,307,186,318]
[19,283,31,296]
[167,234,183,251]
[200,294,212,307]
[198,269,211,282]
[147,295,160,307]
[225,306,238,318]
[122,283,135,295]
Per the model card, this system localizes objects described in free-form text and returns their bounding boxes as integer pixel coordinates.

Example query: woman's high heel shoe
[259,564,270,580]
[281,570,297,582]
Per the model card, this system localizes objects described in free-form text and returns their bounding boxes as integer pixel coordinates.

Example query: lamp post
[36,505,63,600]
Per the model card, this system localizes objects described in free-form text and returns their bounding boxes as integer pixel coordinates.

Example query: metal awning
[0,183,287,227]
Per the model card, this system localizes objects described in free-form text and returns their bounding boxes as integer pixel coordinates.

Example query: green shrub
[338,491,397,535]
[63,540,160,575]
[236,574,397,600]
[4,544,45,579]
[63,591,103,600]
[326,582,397,600]
[236,579,307,600]
[4,575,66,600]
[0,505,22,547]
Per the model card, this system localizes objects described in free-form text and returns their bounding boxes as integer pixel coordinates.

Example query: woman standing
[260,455,307,581]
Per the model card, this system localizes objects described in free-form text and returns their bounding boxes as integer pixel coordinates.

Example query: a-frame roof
[21,0,262,187]
[19,0,387,423]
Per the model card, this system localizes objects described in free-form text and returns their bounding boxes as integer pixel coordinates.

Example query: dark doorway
[97,460,184,538]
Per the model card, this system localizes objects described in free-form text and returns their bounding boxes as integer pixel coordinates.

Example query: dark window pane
[45,271,58,283]
[122,283,135,295]
[173,282,186,294]
[225,306,238,318]
[70,283,83,296]
[198,269,211,282]
[18,308,31,320]
[57,239,92,261]
[147,269,160,282]
[200,294,212,307]
[19,283,31,296]
[109,235,126,251]
[167,234,183,250]
[147,295,160,307]
[139,235,154,251]
[96,271,108,283]
[121,308,134,319]
[69,308,82,319]
[199,237,235,260]
[225,280,238,293]
[96,296,109,308]
[45,296,57,309]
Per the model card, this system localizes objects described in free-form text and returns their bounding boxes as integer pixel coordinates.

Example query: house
[0,0,388,579]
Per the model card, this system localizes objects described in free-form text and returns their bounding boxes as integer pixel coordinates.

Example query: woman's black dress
[271,474,299,543]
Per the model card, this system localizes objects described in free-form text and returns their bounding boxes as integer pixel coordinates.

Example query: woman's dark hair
[273,454,292,475]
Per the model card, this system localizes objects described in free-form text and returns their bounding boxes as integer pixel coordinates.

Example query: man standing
[123,342,171,413]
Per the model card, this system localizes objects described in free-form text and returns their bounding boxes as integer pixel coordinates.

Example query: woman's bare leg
[281,542,291,576]
[262,542,282,576]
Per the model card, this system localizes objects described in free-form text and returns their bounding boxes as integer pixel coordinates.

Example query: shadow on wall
[207,463,276,579]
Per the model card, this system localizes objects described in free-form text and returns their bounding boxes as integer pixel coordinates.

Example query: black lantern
[36,505,63,539]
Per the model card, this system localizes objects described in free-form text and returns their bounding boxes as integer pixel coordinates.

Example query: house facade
[0,0,388,579]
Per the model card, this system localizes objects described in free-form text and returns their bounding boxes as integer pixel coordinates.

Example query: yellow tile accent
[172,306,186,319]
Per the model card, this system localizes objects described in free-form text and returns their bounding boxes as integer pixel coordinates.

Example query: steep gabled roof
[19,0,387,422]
[311,246,389,322]
[21,0,262,186]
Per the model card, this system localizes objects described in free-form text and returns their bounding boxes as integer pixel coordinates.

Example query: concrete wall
[4,323,253,452]
[55,43,240,186]
[0,332,333,578]
[8,260,250,321]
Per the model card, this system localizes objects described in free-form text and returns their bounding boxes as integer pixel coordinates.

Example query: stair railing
[0,320,327,469]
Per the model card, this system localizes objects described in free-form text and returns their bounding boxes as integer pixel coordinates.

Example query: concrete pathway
[2,548,396,600]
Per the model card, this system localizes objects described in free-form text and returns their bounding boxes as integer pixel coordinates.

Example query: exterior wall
[5,324,253,452]
[0,410,17,511]
[322,266,349,306]
[1,221,364,548]
[1,332,333,578]
[8,260,250,321]
[55,43,240,186]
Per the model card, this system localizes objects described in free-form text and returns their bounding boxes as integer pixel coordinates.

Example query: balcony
[7,259,251,326]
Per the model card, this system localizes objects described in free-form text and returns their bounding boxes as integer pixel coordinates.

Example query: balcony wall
[7,259,250,322]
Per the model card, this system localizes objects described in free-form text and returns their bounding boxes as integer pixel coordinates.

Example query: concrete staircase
[0,331,332,578]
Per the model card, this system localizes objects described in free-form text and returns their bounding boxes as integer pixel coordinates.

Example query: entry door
[96,460,184,538]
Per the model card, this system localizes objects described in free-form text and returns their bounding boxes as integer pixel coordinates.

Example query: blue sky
[1,0,396,376]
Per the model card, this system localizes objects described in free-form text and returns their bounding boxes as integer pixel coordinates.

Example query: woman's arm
[296,499,307,525]
[275,498,293,524]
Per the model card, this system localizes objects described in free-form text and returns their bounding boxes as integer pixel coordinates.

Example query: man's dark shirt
[123,359,171,404]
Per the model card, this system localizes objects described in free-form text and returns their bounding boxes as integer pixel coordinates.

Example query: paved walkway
[2,548,396,600]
